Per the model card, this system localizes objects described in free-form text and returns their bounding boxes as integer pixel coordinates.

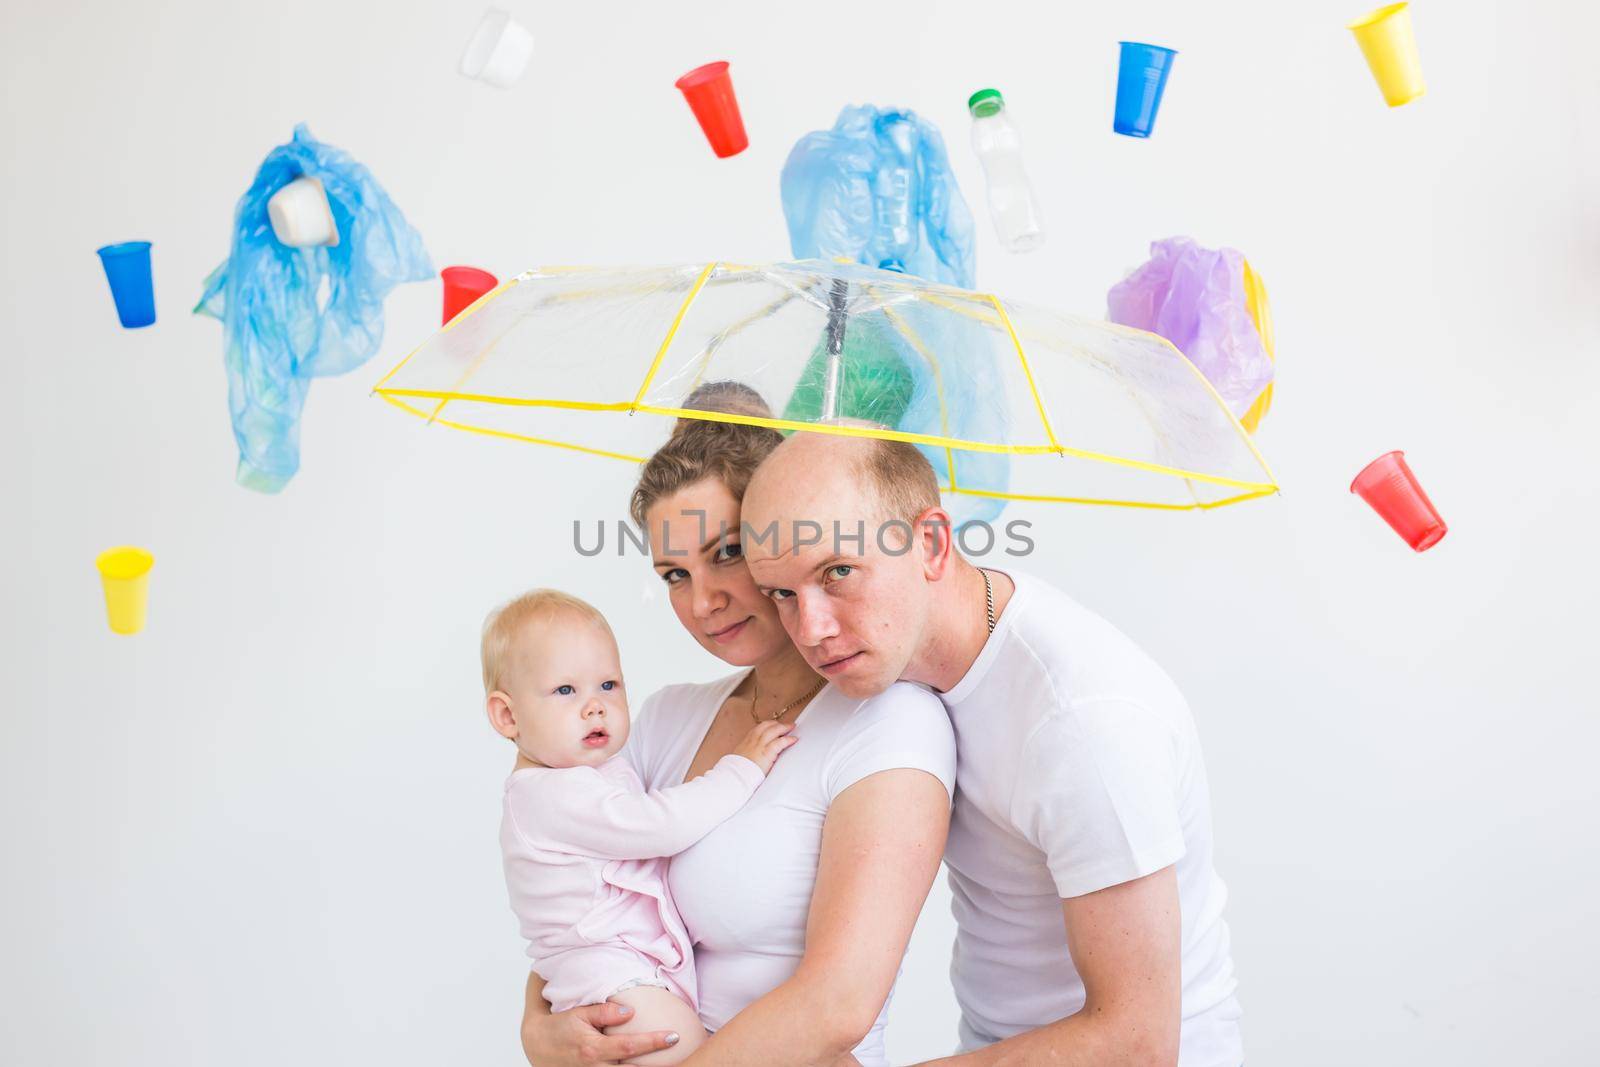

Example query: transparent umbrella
[372,260,1278,511]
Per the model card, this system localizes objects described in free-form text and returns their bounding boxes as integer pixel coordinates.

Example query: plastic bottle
[865,113,917,274]
[967,89,1045,252]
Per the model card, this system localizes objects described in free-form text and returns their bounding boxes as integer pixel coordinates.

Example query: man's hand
[521,998,678,1067]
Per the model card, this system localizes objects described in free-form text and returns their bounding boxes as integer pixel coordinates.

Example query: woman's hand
[522,997,678,1066]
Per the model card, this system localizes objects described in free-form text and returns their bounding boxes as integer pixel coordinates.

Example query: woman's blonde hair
[629,381,784,532]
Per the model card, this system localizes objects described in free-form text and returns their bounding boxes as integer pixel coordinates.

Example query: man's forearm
[912,1009,1174,1067]
[923,871,1181,1067]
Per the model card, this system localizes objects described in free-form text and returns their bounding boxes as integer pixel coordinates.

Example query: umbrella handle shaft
[822,278,849,421]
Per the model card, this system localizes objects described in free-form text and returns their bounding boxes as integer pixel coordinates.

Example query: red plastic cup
[675,61,748,158]
[441,266,498,325]
[1350,450,1448,552]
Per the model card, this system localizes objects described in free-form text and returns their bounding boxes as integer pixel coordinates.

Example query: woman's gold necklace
[748,672,826,723]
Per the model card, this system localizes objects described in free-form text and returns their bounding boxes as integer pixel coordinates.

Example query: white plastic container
[267,176,339,248]
[460,8,534,89]
[967,89,1045,252]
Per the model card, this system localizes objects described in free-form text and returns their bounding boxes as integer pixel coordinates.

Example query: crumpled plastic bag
[780,105,976,288]
[777,295,1010,523]
[780,108,1005,526]
[1107,236,1274,423]
[196,123,433,492]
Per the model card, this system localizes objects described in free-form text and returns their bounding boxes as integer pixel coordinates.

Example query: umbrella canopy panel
[373,261,1277,510]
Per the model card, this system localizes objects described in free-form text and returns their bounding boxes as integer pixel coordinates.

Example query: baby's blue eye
[556,684,575,696]
[601,680,616,691]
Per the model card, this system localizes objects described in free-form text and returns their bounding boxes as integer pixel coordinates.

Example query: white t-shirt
[625,670,956,1067]
[939,567,1243,1067]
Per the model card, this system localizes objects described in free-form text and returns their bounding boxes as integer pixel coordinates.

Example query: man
[736,431,1243,1067]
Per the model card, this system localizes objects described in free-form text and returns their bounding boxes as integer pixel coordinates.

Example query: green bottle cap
[967,88,1004,118]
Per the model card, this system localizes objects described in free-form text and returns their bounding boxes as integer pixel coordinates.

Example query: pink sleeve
[516,755,764,861]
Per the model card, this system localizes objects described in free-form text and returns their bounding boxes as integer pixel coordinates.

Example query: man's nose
[793,591,839,647]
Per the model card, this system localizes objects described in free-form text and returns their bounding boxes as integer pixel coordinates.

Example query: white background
[3,1,1597,1063]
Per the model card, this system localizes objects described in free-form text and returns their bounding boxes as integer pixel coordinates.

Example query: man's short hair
[858,438,941,528]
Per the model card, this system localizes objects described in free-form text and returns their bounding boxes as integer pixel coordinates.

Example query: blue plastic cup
[1114,42,1178,138]
[96,241,156,328]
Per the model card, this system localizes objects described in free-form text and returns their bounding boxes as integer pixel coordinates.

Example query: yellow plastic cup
[96,546,155,635]
[1239,258,1275,434]
[1348,3,1426,107]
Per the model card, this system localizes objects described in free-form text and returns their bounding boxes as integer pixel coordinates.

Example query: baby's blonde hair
[480,589,613,693]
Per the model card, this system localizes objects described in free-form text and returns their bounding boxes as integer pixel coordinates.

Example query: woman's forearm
[681,768,952,1067]
[522,972,552,1064]
[525,973,551,1018]
[678,969,867,1067]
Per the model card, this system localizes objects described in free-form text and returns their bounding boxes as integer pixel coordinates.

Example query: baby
[483,589,793,1065]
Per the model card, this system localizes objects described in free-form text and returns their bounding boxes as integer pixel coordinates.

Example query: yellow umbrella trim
[373,264,1281,510]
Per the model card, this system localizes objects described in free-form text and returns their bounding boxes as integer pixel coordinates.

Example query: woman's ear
[486,691,518,741]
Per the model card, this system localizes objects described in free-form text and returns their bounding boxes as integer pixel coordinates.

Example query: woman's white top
[625,669,956,1067]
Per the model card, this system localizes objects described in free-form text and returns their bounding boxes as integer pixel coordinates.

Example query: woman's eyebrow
[651,527,734,568]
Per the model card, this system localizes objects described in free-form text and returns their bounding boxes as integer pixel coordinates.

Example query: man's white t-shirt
[938,567,1243,1067]
[625,670,956,1067]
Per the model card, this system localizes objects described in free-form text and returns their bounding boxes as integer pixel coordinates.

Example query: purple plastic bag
[1107,237,1273,418]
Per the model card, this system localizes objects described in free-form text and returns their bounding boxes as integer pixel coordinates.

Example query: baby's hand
[733,720,797,775]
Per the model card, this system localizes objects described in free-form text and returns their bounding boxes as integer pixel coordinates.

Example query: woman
[521,382,955,1067]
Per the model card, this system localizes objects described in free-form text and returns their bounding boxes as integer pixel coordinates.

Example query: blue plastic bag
[781,105,976,288]
[196,124,432,492]
[780,106,1004,527]
[1106,237,1274,419]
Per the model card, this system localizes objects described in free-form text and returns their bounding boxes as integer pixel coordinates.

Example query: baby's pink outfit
[500,751,764,1013]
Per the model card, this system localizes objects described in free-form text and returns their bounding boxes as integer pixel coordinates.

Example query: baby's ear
[485,692,518,740]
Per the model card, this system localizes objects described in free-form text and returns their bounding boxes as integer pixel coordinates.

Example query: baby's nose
[583,701,605,717]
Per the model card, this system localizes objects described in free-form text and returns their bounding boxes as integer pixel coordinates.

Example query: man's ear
[914,505,957,580]
[486,691,518,741]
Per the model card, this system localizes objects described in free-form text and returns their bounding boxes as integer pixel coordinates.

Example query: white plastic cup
[267,176,339,248]
[460,8,534,89]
